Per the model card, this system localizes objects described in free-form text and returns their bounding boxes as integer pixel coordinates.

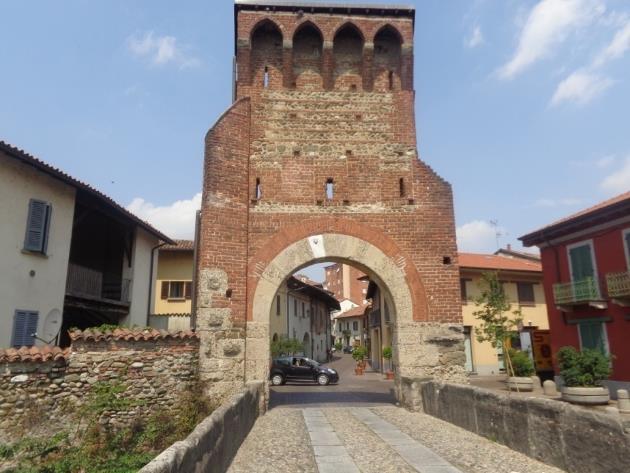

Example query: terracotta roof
[150,313,192,317]
[0,140,174,244]
[520,191,630,246]
[335,305,369,319]
[294,274,323,288]
[0,346,70,363]
[458,253,542,273]
[161,239,195,251]
[69,328,198,342]
[493,248,541,262]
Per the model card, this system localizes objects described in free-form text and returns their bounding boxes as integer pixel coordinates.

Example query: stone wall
[419,382,630,473]
[0,329,199,442]
[139,382,263,473]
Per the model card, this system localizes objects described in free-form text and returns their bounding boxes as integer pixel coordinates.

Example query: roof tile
[458,252,542,272]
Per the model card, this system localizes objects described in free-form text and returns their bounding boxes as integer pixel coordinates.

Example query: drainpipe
[146,241,167,327]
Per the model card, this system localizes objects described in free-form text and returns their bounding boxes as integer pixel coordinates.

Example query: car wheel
[317,374,330,386]
[271,374,284,386]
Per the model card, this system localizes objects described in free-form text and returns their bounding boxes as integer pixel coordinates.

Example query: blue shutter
[24,200,51,253]
[11,311,39,347]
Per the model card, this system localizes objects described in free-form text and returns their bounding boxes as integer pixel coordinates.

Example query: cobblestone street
[228,355,565,473]
[228,406,566,473]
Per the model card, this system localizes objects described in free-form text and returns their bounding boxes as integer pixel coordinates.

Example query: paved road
[227,406,565,473]
[269,353,396,409]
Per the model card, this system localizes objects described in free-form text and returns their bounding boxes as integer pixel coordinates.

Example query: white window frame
[566,239,599,283]
[623,228,630,269]
[577,320,610,355]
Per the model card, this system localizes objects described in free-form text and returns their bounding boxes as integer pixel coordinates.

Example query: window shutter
[11,311,38,347]
[24,200,50,253]
[161,281,169,300]
[185,282,192,300]
[570,245,595,281]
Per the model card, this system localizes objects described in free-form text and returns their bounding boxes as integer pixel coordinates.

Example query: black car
[270,356,339,386]
[342,346,353,354]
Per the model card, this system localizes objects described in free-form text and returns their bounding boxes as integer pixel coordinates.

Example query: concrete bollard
[531,376,543,393]
[543,380,558,396]
[617,389,630,414]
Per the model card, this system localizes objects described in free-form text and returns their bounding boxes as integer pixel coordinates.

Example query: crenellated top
[235,2,414,93]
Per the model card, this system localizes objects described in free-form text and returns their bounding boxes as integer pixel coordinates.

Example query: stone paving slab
[304,409,360,473]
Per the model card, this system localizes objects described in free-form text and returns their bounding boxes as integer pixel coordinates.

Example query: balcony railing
[66,263,131,304]
[606,271,630,300]
[553,277,603,307]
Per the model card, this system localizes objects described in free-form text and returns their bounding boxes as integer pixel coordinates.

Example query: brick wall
[196,6,464,402]
[0,330,199,442]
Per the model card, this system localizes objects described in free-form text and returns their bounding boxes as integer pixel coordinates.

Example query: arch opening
[250,20,283,88]
[333,23,364,91]
[374,25,402,91]
[293,22,323,90]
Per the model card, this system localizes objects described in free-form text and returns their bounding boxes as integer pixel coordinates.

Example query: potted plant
[382,346,394,379]
[557,346,611,405]
[505,348,535,391]
[352,346,367,375]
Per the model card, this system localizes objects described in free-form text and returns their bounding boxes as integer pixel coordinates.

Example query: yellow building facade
[151,240,194,331]
[460,251,550,376]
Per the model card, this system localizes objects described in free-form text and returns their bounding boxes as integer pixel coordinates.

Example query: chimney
[507,244,512,251]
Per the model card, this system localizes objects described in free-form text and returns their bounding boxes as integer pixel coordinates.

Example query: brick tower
[196,1,465,408]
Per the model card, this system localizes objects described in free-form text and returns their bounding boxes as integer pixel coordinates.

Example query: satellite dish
[42,309,62,344]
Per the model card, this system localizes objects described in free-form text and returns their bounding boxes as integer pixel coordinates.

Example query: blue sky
[2,0,630,265]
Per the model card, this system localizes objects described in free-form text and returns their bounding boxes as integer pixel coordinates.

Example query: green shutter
[579,322,607,355]
[569,244,595,281]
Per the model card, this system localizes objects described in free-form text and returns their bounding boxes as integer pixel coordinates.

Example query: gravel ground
[323,408,416,473]
[372,406,566,473]
[227,408,317,473]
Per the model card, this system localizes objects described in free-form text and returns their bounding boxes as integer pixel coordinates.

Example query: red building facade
[520,192,630,386]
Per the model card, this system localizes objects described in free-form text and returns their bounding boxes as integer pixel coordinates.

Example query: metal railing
[553,277,601,305]
[606,271,630,299]
[66,263,131,303]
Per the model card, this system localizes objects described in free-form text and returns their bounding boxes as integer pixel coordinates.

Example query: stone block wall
[139,382,263,473]
[419,382,630,473]
[0,330,199,442]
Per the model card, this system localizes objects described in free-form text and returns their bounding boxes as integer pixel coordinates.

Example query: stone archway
[244,232,466,408]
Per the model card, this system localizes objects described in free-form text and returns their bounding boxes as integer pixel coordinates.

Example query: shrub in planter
[382,346,394,379]
[506,349,535,391]
[557,346,612,404]
[352,346,367,365]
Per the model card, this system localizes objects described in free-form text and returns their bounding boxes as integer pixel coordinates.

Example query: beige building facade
[0,141,172,348]
[460,251,549,376]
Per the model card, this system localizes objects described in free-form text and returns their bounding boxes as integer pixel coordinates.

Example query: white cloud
[600,156,630,194]
[127,193,201,239]
[550,70,614,105]
[456,220,505,253]
[127,31,200,69]
[596,154,616,168]
[593,19,630,67]
[498,0,604,80]
[466,25,484,48]
[534,197,583,207]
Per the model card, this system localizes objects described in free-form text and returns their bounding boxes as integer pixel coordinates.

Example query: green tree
[270,336,304,357]
[472,271,523,380]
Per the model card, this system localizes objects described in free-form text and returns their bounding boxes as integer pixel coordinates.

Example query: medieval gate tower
[196,0,466,409]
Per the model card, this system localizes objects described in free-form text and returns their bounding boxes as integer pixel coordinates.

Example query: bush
[351,346,367,362]
[270,336,304,357]
[334,341,342,351]
[382,346,392,360]
[507,349,535,377]
[557,346,611,387]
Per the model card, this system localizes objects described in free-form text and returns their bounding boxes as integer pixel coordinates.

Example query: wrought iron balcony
[606,271,630,305]
[553,277,606,310]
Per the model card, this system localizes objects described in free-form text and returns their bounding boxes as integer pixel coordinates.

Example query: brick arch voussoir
[246,217,428,322]
[248,17,285,44]
[372,22,405,45]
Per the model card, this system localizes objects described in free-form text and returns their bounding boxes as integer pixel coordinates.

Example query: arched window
[374,25,402,91]
[250,20,283,89]
[333,23,364,91]
[293,22,323,90]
